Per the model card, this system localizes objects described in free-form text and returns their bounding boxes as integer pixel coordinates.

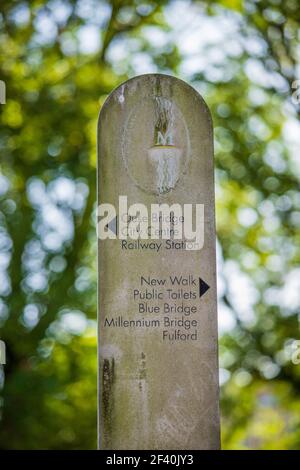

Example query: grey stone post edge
[97,74,220,450]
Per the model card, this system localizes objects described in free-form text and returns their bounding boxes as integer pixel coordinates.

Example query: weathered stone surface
[98,74,220,450]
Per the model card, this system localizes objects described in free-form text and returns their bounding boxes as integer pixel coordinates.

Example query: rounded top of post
[97,73,214,196]
[98,73,212,127]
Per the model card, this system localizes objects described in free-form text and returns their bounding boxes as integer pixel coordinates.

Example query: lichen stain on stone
[138,352,147,391]
[117,84,125,105]
[154,76,163,98]
[102,357,115,447]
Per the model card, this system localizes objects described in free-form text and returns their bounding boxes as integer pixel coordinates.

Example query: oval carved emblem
[122,96,190,195]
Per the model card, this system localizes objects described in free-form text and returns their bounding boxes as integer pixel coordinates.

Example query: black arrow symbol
[199,278,210,298]
[105,216,118,235]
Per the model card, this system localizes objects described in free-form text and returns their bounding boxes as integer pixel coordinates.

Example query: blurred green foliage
[0,0,300,449]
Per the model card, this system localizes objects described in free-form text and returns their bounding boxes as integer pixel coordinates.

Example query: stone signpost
[97,74,220,450]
